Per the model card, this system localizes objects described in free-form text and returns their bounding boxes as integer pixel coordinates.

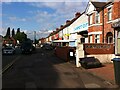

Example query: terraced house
[44,0,120,67]
[85,0,120,44]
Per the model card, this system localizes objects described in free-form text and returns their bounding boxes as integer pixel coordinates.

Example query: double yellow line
[0,56,21,75]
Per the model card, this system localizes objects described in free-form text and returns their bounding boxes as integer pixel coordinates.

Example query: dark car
[21,39,33,54]
[2,46,15,55]
[42,44,53,50]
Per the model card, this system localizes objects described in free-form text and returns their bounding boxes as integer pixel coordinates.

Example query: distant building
[2,37,16,47]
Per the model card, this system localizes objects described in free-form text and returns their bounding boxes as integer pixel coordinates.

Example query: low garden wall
[83,43,115,63]
[55,46,75,62]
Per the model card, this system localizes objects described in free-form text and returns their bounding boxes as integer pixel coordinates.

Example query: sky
[1,0,107,40]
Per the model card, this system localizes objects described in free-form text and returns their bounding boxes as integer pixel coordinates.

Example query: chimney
[56,28,59,31]
[60,25,64,28]
[75,12,81,18]
[66,20,71,24]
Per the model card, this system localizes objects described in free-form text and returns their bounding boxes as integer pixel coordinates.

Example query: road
[2,47,117,89]
[2,47,21,70]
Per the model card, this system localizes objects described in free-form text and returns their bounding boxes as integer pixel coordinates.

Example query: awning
[77,30,88,37]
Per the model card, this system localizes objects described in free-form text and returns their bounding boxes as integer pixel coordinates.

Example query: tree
[5,27,10,38]
[12,28,15,37]
[16,28,20,34]
[14,31,27,43]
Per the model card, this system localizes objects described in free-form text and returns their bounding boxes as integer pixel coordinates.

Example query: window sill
[89,23,102,27]
[107,20,113,24]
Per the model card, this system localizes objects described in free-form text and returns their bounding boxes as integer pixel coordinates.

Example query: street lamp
[34,31,36,47]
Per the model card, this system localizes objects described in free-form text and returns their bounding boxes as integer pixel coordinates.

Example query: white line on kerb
[0,56,21,75]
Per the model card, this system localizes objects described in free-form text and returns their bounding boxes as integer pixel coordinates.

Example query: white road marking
[1,56,21,75]
[85,83,101,88]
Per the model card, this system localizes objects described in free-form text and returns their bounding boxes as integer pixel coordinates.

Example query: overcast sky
[1,0,107,40]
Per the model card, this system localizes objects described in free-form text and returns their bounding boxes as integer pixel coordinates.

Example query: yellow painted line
[0,56,21,75]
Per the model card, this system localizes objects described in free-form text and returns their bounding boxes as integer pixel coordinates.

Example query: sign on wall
[74,22,88,32]
[69,14,88,33]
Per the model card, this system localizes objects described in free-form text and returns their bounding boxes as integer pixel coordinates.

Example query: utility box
[111,57,120,86]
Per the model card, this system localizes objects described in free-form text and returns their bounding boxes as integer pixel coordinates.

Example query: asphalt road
[2,48,117,89]
[2,47,21,69]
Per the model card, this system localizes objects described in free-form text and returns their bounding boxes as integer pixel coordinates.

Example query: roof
[91,2,108,8]
[47,12,82,37]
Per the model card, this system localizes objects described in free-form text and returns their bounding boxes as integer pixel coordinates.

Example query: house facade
[69,13,88,47]
[86,2,108,43]
[86,1,120,44]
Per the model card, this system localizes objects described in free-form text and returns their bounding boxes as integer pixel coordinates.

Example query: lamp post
[34,31,36,47]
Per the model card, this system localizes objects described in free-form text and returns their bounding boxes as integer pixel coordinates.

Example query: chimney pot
[75,12,81,18]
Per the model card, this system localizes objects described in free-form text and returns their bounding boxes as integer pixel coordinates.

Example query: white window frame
[108,36,113,43]
[95,11,100,24]
[108,7,112,21]
[89,14,93,25]
[95,34,100,43]
[89,35,93,43]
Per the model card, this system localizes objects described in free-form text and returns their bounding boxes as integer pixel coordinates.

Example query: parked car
[2,46,15,55]
[42,44,53,50]
[21,39,33,54]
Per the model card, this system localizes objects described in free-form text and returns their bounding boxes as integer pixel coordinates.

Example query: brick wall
[84,43,114,55]
[55,47,75,62]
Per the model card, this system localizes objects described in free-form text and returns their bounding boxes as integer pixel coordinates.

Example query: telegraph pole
[34,31,36,47]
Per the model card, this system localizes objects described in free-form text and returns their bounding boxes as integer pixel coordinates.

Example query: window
[80,38,85,43]
[108,7,112,21]
[89,15,92,25]
[95,34,100,43]
[108,36,113,43]
[117,31,120,54]
[106,32,113,43]
[89,35,93,43]
[95,12,100,23]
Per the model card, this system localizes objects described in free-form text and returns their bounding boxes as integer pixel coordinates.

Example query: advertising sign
[74,23,88,32]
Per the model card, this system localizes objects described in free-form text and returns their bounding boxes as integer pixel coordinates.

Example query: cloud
[0,28,6,36]
[29,2,88,31]
[8,16,27,22]
[2,0,89,2]
[26,30,51,39]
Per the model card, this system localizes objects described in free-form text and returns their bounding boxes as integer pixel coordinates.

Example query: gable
[85,2,95,15]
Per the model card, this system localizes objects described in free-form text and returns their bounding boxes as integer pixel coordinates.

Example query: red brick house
[86,1,120,44]
[2,37,16,47]
[39,38,46,44]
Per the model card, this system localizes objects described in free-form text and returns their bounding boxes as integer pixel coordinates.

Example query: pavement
[80,63,120,88]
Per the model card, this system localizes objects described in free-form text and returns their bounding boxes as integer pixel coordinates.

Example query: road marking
[1,56,21,75]
[85,83,101,88]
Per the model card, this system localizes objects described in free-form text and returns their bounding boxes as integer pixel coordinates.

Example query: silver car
[2,46,15,55]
